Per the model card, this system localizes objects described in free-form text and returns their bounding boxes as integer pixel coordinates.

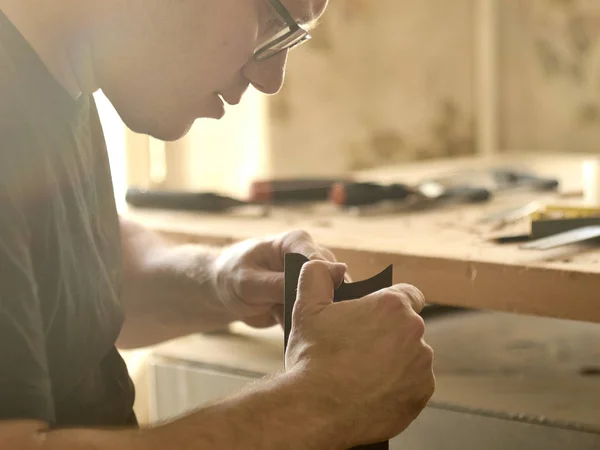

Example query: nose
[242,50,289,95]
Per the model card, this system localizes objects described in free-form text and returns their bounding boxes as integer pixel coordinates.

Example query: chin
[149,124,194,142]
[125,116,195,142]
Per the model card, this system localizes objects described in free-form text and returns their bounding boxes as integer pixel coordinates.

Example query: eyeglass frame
[253,0,311,62]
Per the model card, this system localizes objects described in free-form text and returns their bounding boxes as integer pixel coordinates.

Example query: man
[0,0,435,448]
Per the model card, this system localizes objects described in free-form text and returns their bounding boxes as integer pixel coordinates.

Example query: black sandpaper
[283,253,392,450]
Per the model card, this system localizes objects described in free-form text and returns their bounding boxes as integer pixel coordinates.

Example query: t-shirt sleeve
[0,186,55,423]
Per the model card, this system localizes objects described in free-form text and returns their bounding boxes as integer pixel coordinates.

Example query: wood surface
[125,153,600,324]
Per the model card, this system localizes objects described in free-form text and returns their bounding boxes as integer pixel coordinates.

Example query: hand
[286,260,435,447]
[212,229,340,328]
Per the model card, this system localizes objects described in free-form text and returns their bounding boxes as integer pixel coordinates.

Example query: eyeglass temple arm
[268,0,300,28]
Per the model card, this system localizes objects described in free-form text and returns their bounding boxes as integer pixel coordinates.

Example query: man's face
[91,0,327,141]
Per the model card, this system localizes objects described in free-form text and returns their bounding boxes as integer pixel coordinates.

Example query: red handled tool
[249,178,349,203]
[329,181,491,208]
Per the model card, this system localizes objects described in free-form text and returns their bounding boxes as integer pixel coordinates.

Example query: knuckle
[237,268,256,294]
[319,245,337,262]
[405,396,429,420]
[428,371,437,397]
[278,229,323,260]
[306,251,326,262]
[378,291,409,311]
[419,345,436,395]
[287,228,313,243]
[394,284,425,311]
[236,238,260,255]
[419,344,435,374]
[274,228,310,249]
[420,374,436,406]
[423,343,435,364]
[408,313,426,337]
[301,259,329,275]
[255,239,272,252]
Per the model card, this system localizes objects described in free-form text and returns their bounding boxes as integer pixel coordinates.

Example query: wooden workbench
[125,153,600,324]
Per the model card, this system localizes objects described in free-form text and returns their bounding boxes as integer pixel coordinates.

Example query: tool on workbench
[530,204,600,220]
[478,201,543,226]
[479,162,583,227]
[428,166,560,195]
[249,178,349,203]
[329,181,491,208]
[491,204,600,249]
[127,177,349,212]
[126,187,250,212]
[521,225,600,250]
[520,204,600,250]
[491,204,598,241]
[419,181,492,203]
[284,253,392,450]
[491,168,559,192]
[329,182,417,207]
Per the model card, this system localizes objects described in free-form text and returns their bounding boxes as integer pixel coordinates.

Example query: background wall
[500,0,600,153]
[269,0,600,176]
[267,0,478,176]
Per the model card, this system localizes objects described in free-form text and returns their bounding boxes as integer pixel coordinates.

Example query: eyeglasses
[253,0,311,62]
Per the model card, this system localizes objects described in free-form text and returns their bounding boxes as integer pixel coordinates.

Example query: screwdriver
[492,168,559,191]
[329,181,491,208]
[249,178,350,203]
[329,182,417,207]
[125,187,248,212]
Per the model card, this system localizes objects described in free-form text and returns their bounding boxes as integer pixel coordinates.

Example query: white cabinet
[149,358,261,423]
[149,356,600,449]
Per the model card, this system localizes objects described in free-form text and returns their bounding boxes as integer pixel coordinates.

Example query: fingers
[318,245,338,263]
[367,284,426,315]
[237,259,346,310]
[277,230,336,263]
[242,271,285,307]
[272,304,284,327]
[320,245,352,283]
[243,313,278,329]
[296,260,348,310]
[242,305,284,329]
[392,284,425,314]
[275,229,352,281]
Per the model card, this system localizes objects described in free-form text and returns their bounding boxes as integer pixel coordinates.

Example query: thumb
[296,260,347,311]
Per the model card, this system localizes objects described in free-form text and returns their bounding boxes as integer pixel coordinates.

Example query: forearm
[12,371,345,450]
[118,217,234,349]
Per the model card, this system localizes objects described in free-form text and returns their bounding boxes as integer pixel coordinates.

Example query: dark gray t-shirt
[0,10,136,427]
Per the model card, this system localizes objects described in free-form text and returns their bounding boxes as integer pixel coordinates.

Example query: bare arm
[118,216,236,349]
[118,217,343,349]
[0,370,345,450]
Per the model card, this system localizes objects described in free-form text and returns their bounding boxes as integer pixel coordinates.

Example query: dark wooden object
[284,253,393,450]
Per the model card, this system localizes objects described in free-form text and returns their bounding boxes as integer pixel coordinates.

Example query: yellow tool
[492,203,600,247]
[530,204,600,221]
[521,204,600,250]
